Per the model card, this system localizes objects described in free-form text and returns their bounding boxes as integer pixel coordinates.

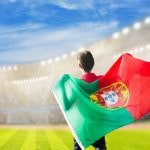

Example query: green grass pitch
[0,128,150,150]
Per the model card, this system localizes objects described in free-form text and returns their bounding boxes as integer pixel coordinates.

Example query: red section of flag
[98,54,150,120]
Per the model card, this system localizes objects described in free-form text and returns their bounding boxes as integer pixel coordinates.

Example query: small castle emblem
[90,82,129,109]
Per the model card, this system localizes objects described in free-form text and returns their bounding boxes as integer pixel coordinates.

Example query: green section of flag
[53,74,135,148]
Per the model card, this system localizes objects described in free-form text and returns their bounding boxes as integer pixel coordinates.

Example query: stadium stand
[0,18,150,124]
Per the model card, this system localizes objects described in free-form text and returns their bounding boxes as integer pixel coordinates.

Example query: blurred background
[0,19,150,124]
[0,0,150,124]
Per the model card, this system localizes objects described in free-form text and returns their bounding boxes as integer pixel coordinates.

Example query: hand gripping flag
[53,53,150,149]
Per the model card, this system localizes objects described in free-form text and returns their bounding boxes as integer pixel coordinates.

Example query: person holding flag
[74,51,106,150]
[53,51,150,149]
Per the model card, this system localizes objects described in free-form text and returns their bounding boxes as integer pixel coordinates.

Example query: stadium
[0,17,150,125]
[0,17,150,150]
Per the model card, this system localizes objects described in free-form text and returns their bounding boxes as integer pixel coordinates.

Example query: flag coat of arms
[53,53,150,149]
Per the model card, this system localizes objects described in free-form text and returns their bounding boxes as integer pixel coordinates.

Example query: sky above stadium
[0,0,150,65]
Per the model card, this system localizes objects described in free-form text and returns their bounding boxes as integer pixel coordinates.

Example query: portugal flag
[53,53,150,149]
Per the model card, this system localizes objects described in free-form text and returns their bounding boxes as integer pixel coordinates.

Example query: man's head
[77,51,94,73]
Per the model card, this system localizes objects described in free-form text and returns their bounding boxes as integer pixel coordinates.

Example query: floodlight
[146,44,150,49]
[112,32,120,39]
[8,66,12,71]
[144,17,150,24]
[2,67,6,71]
[78,47,85,52]
[70,51,77,56]
[62,54,68,59]
[47,59,52,64]
[54,57,61,62]
[122,27,129,35]
[139,47,144,51]
[13,65,18,71]
[133,22,141,30]
[40,61,46,66]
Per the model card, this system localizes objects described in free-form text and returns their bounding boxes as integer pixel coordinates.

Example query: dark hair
[77,51,94,73]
